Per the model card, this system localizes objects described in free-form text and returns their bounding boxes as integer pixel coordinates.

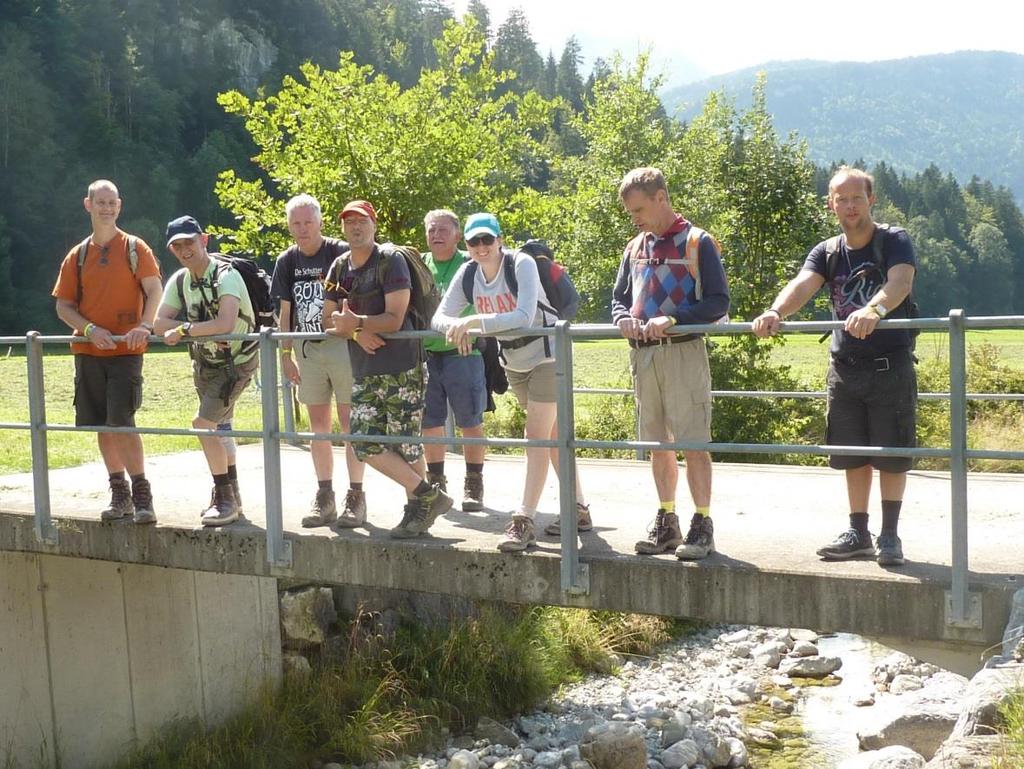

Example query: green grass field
[0,348,269,474]
[758,329,1024,387]
[1,329,1022,474]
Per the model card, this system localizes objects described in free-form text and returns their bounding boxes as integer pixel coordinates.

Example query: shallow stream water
[796,633,902,767]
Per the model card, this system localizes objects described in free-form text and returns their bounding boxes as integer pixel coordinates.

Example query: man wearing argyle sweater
[611,166,730,561]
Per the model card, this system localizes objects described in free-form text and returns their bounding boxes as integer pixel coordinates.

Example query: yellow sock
[695,506,711,518]
[660,501,676,514]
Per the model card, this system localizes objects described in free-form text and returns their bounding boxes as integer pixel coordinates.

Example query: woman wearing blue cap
[432,213,590,552]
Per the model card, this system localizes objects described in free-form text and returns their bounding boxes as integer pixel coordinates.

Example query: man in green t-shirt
[421,209,488,511]
[154,216,258,526]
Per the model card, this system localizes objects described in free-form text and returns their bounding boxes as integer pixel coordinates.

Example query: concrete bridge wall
[0,552,281,769]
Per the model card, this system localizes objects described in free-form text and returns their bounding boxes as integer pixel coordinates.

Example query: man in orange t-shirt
[52,179,163,523]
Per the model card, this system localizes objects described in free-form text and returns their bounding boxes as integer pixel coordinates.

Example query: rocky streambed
[284,586,1024,769]
[318,622,1021,769]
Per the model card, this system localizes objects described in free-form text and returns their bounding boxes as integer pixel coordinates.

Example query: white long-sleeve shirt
[432,251,557,372]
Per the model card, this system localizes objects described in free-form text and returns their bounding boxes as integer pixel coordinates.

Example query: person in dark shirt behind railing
[611,166,730,562]
[752,166,917,567]
[322,200,454,537]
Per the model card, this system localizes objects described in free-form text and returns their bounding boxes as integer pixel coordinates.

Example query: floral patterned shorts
[349,368,424,462]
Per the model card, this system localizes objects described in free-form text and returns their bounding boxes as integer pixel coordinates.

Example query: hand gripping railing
[5,310,1024,626]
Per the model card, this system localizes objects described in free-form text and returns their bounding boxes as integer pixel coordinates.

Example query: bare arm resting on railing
[154,294,240,344]
[751,269,826,337]
[752,263,914,340]
[843,263,914,340]
[55,275,163,352]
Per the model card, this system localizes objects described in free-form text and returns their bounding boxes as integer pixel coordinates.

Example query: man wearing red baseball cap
[322,200,453,536]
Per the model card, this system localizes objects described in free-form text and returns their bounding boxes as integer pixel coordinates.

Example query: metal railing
[4,310,1024,628]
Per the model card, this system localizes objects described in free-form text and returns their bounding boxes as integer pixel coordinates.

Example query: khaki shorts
[630,338,712,443]
[506,362,557,407]
[193,355,259,424]
[295,335,353,406]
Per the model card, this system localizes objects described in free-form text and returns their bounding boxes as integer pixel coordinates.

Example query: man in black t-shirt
[323,199,453,537]
[271,194,366,528]
[753,166,917,567]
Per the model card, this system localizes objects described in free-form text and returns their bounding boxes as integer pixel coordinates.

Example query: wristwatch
[140,321,154,332]
[868,303,889,318]
[181,322,193,337]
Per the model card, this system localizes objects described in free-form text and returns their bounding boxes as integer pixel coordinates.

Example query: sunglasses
[466,234,496,247]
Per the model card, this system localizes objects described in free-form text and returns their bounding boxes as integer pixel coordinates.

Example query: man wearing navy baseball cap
[153,215,259,526]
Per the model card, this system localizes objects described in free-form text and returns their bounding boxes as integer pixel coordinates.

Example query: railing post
[554,322,588,595]
[26,332,57,545]
[281,374,297,446]
[260,329,291,569]
[947,309,974,627]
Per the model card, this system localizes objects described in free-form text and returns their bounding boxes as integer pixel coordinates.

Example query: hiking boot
[201,484,239,527]
[544,502,593,536]
[390,484,453,538]
[675,514,715,560]
[634,510,684,554]
[816,528,875,560]
[336,489,367,528]
[131,478,156,525]
[426,471,448,493]
[462,471,484,512]
[390,500,417,536]
[301,488,337,528]
[101,479,133,521]
[876,532,906,566]
[231,479,244,515]
[498,515,537,552]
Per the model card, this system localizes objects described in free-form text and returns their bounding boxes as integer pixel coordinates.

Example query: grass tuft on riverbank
[996,687,1024,769]
[103,605,694,769]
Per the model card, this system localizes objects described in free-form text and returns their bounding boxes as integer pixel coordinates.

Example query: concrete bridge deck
[2,446,1021,657]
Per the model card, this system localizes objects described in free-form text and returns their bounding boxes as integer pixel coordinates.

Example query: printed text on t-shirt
[475,292,517,314]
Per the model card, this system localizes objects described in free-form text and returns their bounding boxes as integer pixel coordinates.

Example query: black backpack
[823,223,919,341]
[460,240,580,320]
[176,254,276,333]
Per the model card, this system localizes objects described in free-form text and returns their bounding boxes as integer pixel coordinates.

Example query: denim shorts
[825,354,917,473]
[423,352,486,429]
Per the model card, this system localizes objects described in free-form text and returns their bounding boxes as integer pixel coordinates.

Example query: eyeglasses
[466,234,496,247]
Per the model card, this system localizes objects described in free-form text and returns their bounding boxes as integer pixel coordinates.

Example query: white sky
[452,0,1024,86]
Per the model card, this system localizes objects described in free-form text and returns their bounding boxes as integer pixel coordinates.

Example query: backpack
[823,223,919,338]
[176,254,275,336]
[623,224,728,323]
[624,224,718,301]
[376,243,441,331]
[75,235,139,304]
[460,240,581,320]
